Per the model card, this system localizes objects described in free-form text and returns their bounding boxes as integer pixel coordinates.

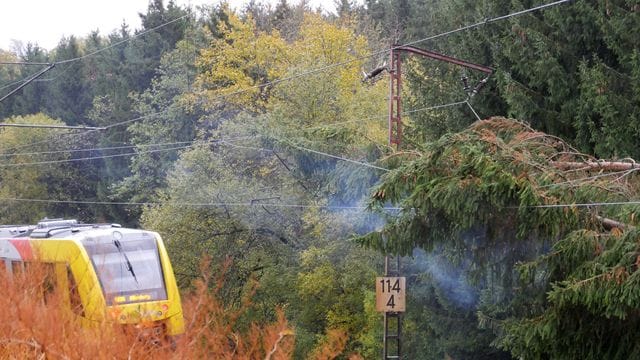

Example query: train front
[81,228,184,337]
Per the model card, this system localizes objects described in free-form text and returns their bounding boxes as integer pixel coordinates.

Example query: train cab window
[24,262,57,304]
[84,235,168,305]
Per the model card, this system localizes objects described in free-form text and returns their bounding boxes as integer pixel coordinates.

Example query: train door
[55,263,86,318]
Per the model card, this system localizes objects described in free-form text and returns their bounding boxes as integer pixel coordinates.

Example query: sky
[0,0,335,51]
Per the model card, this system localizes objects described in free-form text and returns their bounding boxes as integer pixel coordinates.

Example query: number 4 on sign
[386,295,395,308]
[375,277,406,312]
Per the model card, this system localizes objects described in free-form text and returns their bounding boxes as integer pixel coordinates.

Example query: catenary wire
[1,63,80,102]
[3,197,640,211]
[0,141,194,158]
[1,14,188,102]
[0,12,187,86]
[466,101,482,120]
[0,197,402,211]
[0,137,254,158]
[0,144,195,167]
[1,98,465,159]
[400,0,572,49]
[221,138,389,172]
[280,142,389,172]
[34,62,80,83]
[0,133,387,173]
[0,111,163,155]
[0,75,34,91]
[55,14,190,65]
[303,99,468,131]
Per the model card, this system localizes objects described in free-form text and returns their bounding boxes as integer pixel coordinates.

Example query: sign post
[379,249,404,359]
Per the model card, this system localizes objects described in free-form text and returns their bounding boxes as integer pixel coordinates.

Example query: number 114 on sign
[375,277,406,312]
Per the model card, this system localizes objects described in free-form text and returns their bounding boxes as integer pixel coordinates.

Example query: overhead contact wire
[0,197,401,211]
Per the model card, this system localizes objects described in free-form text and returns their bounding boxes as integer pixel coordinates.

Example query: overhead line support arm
[0,63,55,103]
[388,45,493,147]
[392,45,493,74]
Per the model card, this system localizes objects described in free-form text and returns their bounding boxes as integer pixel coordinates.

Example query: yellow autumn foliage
[196,10,290,113]
[195,10,387,145]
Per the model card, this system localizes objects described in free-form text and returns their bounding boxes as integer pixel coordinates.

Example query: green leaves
[0,114,95,222]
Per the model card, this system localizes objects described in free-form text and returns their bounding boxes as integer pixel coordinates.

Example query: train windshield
[83,234,167,305]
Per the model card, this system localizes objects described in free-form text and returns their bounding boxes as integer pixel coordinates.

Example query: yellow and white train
[0,219,184,337]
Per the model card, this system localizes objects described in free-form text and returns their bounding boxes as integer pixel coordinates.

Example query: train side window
[67,266,85,317]
[12,260,23,274]
[24,262,56,304]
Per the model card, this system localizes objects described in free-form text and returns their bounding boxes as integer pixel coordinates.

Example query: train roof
[0,219,155,240]
[0,225,33,238]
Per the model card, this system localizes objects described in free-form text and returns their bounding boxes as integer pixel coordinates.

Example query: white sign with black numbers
[376,276,406,312]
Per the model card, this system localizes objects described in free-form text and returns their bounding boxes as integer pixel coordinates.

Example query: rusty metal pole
[388,49,402,147]
[383,47,403,360]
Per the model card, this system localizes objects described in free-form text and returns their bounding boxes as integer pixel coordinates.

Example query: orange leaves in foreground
[0,261,294,359]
